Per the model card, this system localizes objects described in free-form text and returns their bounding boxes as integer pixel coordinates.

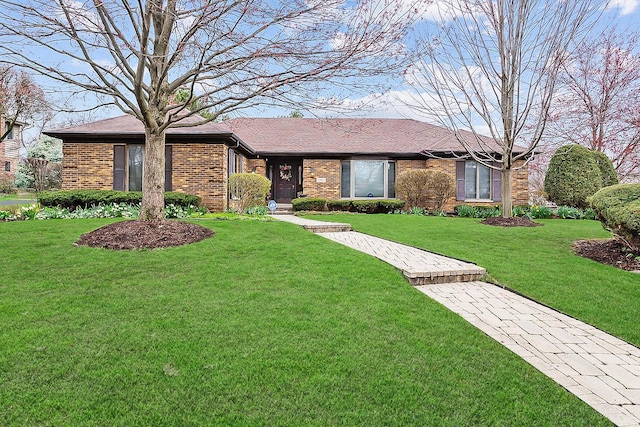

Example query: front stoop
[302,224,352,233]
[404,267,486,286]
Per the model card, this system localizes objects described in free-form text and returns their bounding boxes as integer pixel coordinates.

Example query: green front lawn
[308,214,640,347]
[0,219,611,425]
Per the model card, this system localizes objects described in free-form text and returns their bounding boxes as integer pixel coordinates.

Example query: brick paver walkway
[276,214,640,426]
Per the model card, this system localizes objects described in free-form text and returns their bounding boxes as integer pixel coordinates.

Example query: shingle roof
[46,114,231,136]
[46,115,507,157]
[221,117,501,156]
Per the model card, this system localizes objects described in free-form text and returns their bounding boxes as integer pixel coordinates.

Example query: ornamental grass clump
[588,183,640,251]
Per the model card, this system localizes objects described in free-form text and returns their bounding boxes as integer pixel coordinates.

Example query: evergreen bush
[590,150,619,188]
[588,183,640,250]
[38,190,201,210]
[291,198,326,211]
[544,144,602,208]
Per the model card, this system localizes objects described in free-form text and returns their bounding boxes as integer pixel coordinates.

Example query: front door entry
[271,158,302,203]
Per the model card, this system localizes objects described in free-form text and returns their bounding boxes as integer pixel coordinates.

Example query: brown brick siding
[172,144,227,211]
[302,159,341,199]
[298,157,529,212]
[60,141,529,212]
[62,143,113,189]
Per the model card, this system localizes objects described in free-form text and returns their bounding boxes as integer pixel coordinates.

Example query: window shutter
[113,145,125,191]
[492,162,502,202]
[455,161,465,201]
[165,145,172,191]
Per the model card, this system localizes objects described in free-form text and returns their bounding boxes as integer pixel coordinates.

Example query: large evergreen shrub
[590,150,619,187]
[544,145,602,208]
[588,183,640,251]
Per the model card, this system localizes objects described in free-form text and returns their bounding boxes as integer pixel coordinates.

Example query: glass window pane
[354,160,384,197]
[128,145,144,191]
[340,160,351,198]
[464,160,477,199]
[478,163,491,199]
[387,161,396,198]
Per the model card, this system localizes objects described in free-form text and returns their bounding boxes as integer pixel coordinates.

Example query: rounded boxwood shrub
[590,150,619,188]
[544,144,602,208]
[588,183,640,250]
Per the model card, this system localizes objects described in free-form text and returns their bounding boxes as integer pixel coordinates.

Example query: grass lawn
[308,214,640,347]
[0,219,612,426]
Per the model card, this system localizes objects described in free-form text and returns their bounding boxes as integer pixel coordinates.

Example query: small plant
[18,204,39,220]
[455,205,476,218]
[0,210,15,220]
[409,206,427,216]
[246,205,268,216]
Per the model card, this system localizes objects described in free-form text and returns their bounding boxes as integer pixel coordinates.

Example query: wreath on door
[279,164,292,181]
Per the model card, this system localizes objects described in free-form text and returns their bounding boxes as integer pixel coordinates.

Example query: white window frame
[341,159,396,199]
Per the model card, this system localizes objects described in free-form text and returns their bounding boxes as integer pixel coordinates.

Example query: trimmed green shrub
[228,173,271,214]
[377,199,405,212]
[544,144,602,208]
[350,200,380,213]
[292,198,326,211]
[38,190,201,210]
[588,183,640,250]
[590,150,619,188]
[326,200,352,211]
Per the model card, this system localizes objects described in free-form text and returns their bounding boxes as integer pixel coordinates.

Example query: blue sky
[25,0,640,134]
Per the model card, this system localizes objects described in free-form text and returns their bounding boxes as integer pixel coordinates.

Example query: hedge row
[291,198,405,213]
[38,190,201,210]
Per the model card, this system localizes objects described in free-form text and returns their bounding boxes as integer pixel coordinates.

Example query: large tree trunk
[502,167,513,218]
[140,128,166,221]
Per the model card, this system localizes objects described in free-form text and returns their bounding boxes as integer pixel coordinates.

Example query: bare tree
[403,0,604,217]
[0,66,47,142]
[546,29,640,182]
[0,0,420,220]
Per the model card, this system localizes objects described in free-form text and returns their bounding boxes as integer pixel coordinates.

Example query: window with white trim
[340,160,396,198]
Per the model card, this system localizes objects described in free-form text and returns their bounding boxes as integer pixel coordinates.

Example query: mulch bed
[481,217,543,227]
[573,239,640,272]
[75,220,214,250]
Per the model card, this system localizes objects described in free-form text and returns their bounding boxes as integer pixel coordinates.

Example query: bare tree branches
[0,66,47,142]
[546,28,640,182]
[0,0,422,219]
[403,0,605,216]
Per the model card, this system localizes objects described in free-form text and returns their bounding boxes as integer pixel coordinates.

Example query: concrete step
[403,268,486,286]
[302,223,352,233]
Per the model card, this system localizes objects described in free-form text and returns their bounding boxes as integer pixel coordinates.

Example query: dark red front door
[271,159,302,203]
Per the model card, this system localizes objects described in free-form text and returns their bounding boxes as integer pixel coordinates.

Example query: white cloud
[607,0,639,15]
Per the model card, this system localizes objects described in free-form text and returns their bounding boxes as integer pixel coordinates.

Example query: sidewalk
[276,214,640,426]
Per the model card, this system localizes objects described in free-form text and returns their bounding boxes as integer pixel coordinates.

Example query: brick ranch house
[44,115,529,212]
